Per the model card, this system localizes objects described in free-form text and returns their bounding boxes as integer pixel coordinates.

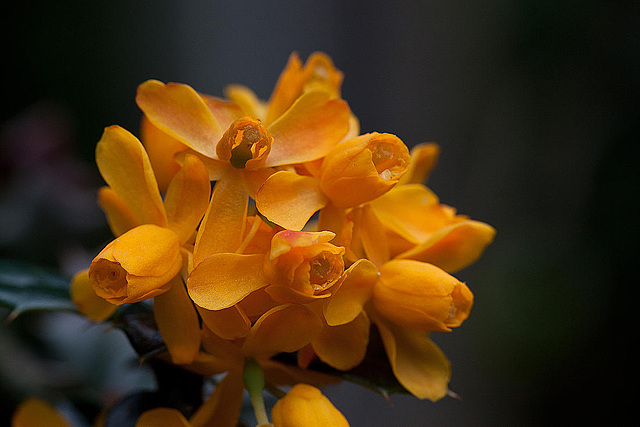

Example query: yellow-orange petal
[136,80,223,159]
[135,408,190,427]
[95,125,167,227]
[398,142,440,185]
[368,184,452,243]
[265,52,305,126]
[97,186,139,237]
[271,383,349,427]
[264,284,331,305]
[266,90,350,167]
[323,259,377,326]
[139,115,187,193]
[11,398,70,427]
[164,154,211,245]
[197,304,251,340]
[357,204,390,267]
[312,311,369,371]
[70,268,117,322]
[301,52,344,98]
[187,253,266,310]
[320,133,410,208]
[189,371,245,427]
[396,220,497,273]
[224,84,267,121]
[242,304,322,359]
[374,314,451,401]
[255,170,328,231]
[153,275,201,365]
[201,94,245,129]
[193,167,248,267]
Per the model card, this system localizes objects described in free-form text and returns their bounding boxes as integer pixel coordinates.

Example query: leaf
[0,259,76,321]
[111,302,167,360]
[275,326,408,398]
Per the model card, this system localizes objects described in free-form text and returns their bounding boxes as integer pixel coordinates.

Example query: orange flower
[254,132,411,231]
[271,384,349,427]
[12,398,71,427]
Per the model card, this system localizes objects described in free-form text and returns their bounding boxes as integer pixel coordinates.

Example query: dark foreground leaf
[0,259,76,320]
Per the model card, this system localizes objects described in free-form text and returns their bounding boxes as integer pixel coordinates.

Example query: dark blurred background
[2,1,639,425]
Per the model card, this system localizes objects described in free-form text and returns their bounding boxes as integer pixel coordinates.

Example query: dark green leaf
[0,259,76,320]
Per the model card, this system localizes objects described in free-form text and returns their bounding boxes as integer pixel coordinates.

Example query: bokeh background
[2,1,638,425]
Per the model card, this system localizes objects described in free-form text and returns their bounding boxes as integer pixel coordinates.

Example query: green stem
[243,358,270,425]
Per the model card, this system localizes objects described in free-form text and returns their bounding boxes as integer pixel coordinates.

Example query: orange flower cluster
[70,52,495,426]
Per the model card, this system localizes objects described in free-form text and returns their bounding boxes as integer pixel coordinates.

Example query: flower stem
[243,358,270,426]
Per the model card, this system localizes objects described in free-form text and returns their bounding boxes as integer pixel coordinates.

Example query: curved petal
[255,170,328,231]
[197,304,251,340]
[70,268,117,322]
[271,383,349,427]
[153,275,201,365]
[312,311,370,371]
[139,115,187,193]
[266,90,350,167]
[187,253,267,310]
[374,314,451,401]
[358,204,390,267]
[264,284,331,305]
[242,304,322,358]
[11,398,70,427]
[397,142,440,185]
[396,220,497,273]
[136,408,191,427]
[193,168,248,267]
[164,154,211,245]
[189,371,245,427]
[97,186,138,237]
[136,80,223,159]
[201,94,245,129]
[224,84,267,120]
[323,259,377,326]
[265,52,305,126]
[95,125,167,227]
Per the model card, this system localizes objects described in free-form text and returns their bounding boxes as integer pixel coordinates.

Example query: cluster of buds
[70,52,495,426]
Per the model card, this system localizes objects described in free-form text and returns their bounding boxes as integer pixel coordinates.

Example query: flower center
[369,140,407,180]
[92,259,127,296]
[308,252,343,293]
[217,117,272,169]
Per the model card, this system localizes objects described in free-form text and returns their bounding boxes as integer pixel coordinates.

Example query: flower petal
[136,80,223,159]
[265,52,305,126]
[97,186,138,237]
[153,275,201,365]
[197,304,251,340]
[242,304,322,358]
[255,170,328,231]
[193,168,248,267]
[313,311,370,371]
[396,220,497,273]
[189,371,245,427]
[397,142,440,185]
[187,253,266,310]
[164,154,211,245]
[374,314,451,401]
[266,90,350,167]
[95,125,167,227]
[224,84,267,121]
[70,268,117,322]
[271,383,349,427]
[136,408,190,427]
[358,204,390,267]
[139,115,187,193]
[323,259,377,326]
[11,398,70,427]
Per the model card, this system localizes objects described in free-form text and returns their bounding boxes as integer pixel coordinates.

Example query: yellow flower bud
[320,132,410,208]
[89,224,182,305]
[373,259,473,332]
[271,384,349,427]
